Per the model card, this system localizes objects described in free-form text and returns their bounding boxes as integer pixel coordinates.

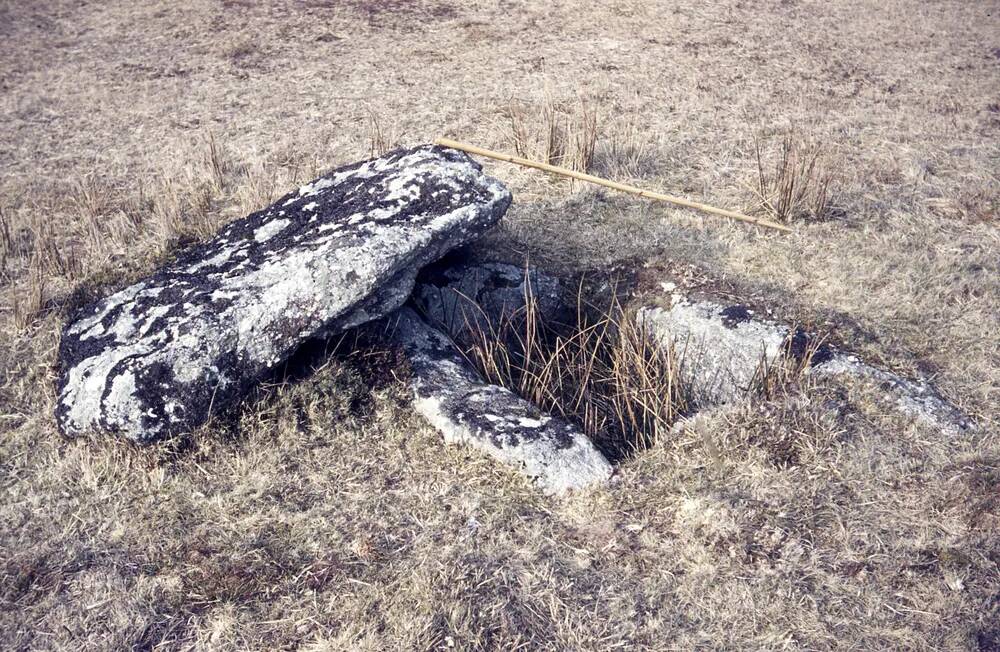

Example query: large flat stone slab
[389,308,612,495]
[57,146,511,442]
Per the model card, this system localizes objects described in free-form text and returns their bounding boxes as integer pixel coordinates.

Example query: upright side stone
[413,261,567,340]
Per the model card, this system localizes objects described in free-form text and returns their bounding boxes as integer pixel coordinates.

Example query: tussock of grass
[203,131,230,194]
[365,109,401,158]
[592,117,658,180]
[746,329,828,401]
[747,133,836,223]
[454,280,689,459]
[10,265,44,333]
[500,95,598,173]
[0,207,12,268]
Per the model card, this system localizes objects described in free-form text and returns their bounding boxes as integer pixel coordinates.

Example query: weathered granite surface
[640,298,791,404]
[640,287,974,434]
[57,145,511,442]
[811,354,974,435]
[413,261,566,340]
[389,308,612,495]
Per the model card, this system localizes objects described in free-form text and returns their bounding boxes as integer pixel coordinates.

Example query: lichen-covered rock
[812,354,975,435]
[413,261,566,340]
[639,288,974,434]
[638,287,807,404]
[57,145,511,442]
[389,308,612,495]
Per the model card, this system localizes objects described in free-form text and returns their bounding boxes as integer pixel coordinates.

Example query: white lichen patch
[296,177,335,197]
[253,218,290,243]
[187,246,238,272]
[69,284,147,340]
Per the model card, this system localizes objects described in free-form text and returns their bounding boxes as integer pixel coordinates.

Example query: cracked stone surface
[56,145,511,442]
[413,261,566,340]
[639,288,974,434]
[389,307,612,495]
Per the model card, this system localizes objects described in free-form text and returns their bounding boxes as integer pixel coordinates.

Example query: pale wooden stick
[435,137,792,234]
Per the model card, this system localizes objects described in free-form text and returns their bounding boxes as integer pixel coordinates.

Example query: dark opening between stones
[410,259,694,464]
[136,325,413,462]
[248,322,412,429]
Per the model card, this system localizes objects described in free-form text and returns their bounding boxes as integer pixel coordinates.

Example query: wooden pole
[434,137,792,234]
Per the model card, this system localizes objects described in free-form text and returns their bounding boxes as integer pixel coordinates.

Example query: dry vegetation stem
[435,137,793,233]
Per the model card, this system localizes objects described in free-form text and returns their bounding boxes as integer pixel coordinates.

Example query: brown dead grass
[1,0,998,649]
[365,109,402,158]
[460,282,689,459]
[499,94,599,173]
[747,133,836,223]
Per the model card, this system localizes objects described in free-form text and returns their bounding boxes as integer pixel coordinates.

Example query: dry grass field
[2,1,998,649]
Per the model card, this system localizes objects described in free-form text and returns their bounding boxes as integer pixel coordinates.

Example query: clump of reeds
[11,262,45,332]
[205,131,230,193]
[746,329,827,401]
[749,134,835,222]
[501,95,598,173]
[456,281,689,458]
[0,207,11,269]
[366,109,400,158]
